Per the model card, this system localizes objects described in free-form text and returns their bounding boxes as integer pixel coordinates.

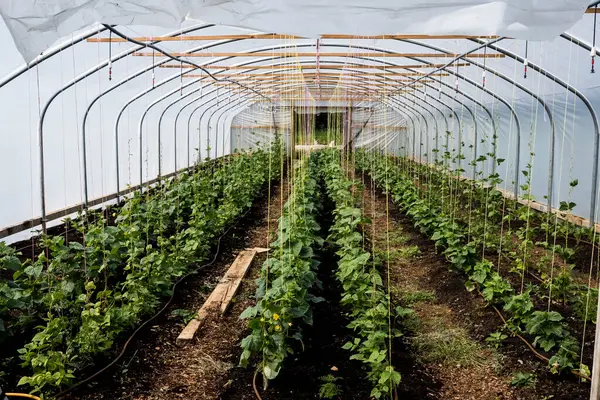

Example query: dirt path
[66,178,290,400]
[360,175,589,400]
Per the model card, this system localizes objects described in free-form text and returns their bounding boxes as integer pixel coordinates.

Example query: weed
[389,230,409,246]
[510,371,536,388]
[485,331,508,349]
[171,309,196,324]
[412,326,491,368]
[401,290,435,306]
[397,245,422,259]
[319,375,342,399]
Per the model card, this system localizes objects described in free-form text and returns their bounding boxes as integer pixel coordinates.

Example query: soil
[359,172,591,400]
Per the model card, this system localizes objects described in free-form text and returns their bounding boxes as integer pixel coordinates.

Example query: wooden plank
[215,82,422,89]
[175,71,440,77]
[86,34,498,42]
[87,34,303,42]
[321,34,501,39]
[161,64,461,69]
[133,52,501,58]
[176,249,257,344]
[220,250,257,313]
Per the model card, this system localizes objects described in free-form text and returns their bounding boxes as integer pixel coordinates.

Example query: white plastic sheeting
[230,103,291,151]
[0,0,590,62]
[2,7,600,242]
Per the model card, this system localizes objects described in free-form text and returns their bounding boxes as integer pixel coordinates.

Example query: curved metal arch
[0,25,111,89]
[113,41,501,212]
[398,38,553,213]
[400,91,449,162]
[120,41,486,172]
[469,38,599,222]
[205,44,497,177]
[37,22,216,232]
[108,40,490,204]
[148,60,429,165]
[396,95,439,164]
[86,36,239,198]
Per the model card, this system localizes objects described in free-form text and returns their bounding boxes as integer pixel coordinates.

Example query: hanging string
[108,31,112,81]
[592,6,597,73]
[524,41,529,79]
[180,60,183,95]
[151,38,155,89]
[455,62,459,93]
[482,43,487,88]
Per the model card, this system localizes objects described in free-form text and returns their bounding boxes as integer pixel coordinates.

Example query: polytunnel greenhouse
[5,1,600,399]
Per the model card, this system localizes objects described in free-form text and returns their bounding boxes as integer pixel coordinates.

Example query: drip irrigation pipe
[55,203,255,398]
[477,288,591,382]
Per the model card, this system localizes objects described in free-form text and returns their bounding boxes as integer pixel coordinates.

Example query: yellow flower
[275,325,281,331]
[273,314,280,321]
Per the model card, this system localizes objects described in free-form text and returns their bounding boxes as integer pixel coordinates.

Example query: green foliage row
[240,154,324,386]
[355,149,587,378]
[0,144,281,396]
[406,134,597,326]
[318,149,405,399]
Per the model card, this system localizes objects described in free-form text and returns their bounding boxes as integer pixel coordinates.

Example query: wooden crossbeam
[231,125,278,129]
[257,98,382,102]
[88,34,303,42]
[354,124,408,129]
[213,81,423,88]
[174,71,444,77]
[182,74,434,82]
[321,34,501,40]
[87,34,499,42]
[161,64,464,70]
[135,52,501,58]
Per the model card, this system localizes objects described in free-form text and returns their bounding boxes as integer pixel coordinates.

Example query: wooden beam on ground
[134,52,501,58]
[176,248,257,344]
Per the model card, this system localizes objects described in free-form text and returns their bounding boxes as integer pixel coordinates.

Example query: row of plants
[318,149,405,399]
[239,154,324,387]
[402,133,597,326]
[0,143,282,396]
[356,149,589,378]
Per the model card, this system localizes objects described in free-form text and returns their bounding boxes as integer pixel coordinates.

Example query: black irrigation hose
[55,206,254,398]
